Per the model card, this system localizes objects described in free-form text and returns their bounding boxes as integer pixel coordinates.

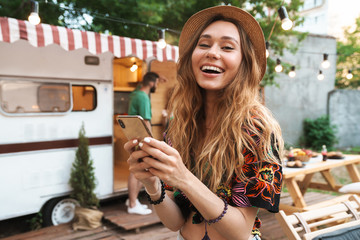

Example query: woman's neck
[204,91,218,130]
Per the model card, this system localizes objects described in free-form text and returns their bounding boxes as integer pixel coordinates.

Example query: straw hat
[178,5,266,81]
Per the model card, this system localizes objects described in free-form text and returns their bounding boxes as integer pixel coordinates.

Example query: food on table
[287,161,295,167]
[311,152,318,157]
[327,151,344,159]
[286,160,303,168]
[287,148,313,162]
[295,160,303,167]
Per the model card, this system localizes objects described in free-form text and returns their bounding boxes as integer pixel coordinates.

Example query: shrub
[27,212,43,230]
[303,115,338,151]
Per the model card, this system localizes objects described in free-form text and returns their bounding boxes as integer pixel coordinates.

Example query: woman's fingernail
[139,142,143,147]
[133,139,138,144]
[144,137,150,143]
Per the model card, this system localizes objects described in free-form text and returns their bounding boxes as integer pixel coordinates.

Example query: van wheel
[42,198,80,226]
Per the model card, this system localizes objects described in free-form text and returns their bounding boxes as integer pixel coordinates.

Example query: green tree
[336,16,360,89]
[0,0,306,86]
[69,123,99,208]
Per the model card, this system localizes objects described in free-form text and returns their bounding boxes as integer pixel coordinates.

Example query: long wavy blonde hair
[167,15,284,192]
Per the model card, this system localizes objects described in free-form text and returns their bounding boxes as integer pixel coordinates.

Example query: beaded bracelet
[202,199,228,240]
[206,198,228,224]
[146,180,165,205]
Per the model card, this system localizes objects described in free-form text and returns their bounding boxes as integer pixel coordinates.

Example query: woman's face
[191,20,242,92]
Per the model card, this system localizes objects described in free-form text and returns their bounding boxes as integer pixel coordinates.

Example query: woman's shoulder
[241,114,263,140]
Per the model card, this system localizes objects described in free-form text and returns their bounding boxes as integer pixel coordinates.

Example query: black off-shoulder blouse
[163,130,283,236]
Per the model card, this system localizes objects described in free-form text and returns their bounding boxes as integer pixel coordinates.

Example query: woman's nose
[206,46,220,59]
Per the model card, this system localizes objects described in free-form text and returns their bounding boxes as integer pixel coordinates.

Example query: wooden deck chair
[275,194,360,240]
[339,182,360,194]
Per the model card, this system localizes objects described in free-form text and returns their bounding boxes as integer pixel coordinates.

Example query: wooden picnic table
[280,154,360,213]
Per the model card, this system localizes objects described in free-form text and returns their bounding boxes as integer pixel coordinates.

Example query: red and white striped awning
[0,17,179,62]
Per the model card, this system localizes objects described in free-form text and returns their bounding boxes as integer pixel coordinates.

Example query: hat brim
[178,5,266,81]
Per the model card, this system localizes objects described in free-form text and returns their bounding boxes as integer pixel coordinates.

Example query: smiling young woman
[191,20,242,92]
[124,5,284,240]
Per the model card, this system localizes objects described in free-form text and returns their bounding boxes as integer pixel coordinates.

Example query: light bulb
[281,18,293,31]
[157,39,166,49]
[157,29,166,49]
[28,12,41,25]
[130,63,138,72]
[317,70,324,81]
[288,71,296,78]
[28,1,41,25]
[275,64,283,72]
[321,60,330,69]
[278,6,293,31]
[275,58,283,72]
[289,66,296,78]
[321,53,330,69]
[346,70,353,80]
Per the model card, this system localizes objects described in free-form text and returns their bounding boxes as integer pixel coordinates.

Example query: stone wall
[328,89,360,148]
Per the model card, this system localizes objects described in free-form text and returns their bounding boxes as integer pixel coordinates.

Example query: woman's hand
[137,137,190,189]
[124,139,157,187]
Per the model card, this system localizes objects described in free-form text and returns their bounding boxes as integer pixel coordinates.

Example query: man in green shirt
[126,71,159,215]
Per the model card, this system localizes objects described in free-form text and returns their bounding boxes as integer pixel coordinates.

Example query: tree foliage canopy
[0,0,307,86]
[336,16,360,89]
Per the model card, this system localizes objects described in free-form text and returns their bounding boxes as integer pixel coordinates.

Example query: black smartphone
[116,115,152,141]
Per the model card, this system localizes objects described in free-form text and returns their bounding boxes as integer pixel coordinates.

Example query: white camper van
[0,17,178,226]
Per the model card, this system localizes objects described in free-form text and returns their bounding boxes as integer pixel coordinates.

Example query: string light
[266,41,270,58]
[288,66,296,78]
[28,0,41,25]
[276,51,339,82]
[321,53,330,69]
[278,6,293,31]
[317,70,325,81]
[346,70,353,80]
[275,58,283,72]
[28,0,180,43]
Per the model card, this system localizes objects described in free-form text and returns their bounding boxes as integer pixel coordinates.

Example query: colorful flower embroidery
[259,167,274,184]
[216,184,232,203]
[232,181,251,207]
[242,162,282,209]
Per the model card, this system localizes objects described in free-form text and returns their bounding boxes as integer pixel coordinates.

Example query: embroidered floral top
[163,131,283,236]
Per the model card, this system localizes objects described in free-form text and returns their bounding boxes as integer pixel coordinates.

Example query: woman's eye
[222,46,234,50]
[198,43,210,48]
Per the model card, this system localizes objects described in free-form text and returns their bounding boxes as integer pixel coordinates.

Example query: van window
[0,81,71,114]
[38,84,71,112]
[72,85,96,111]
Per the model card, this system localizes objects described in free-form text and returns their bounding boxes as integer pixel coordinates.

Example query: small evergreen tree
[69,123,99,208]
